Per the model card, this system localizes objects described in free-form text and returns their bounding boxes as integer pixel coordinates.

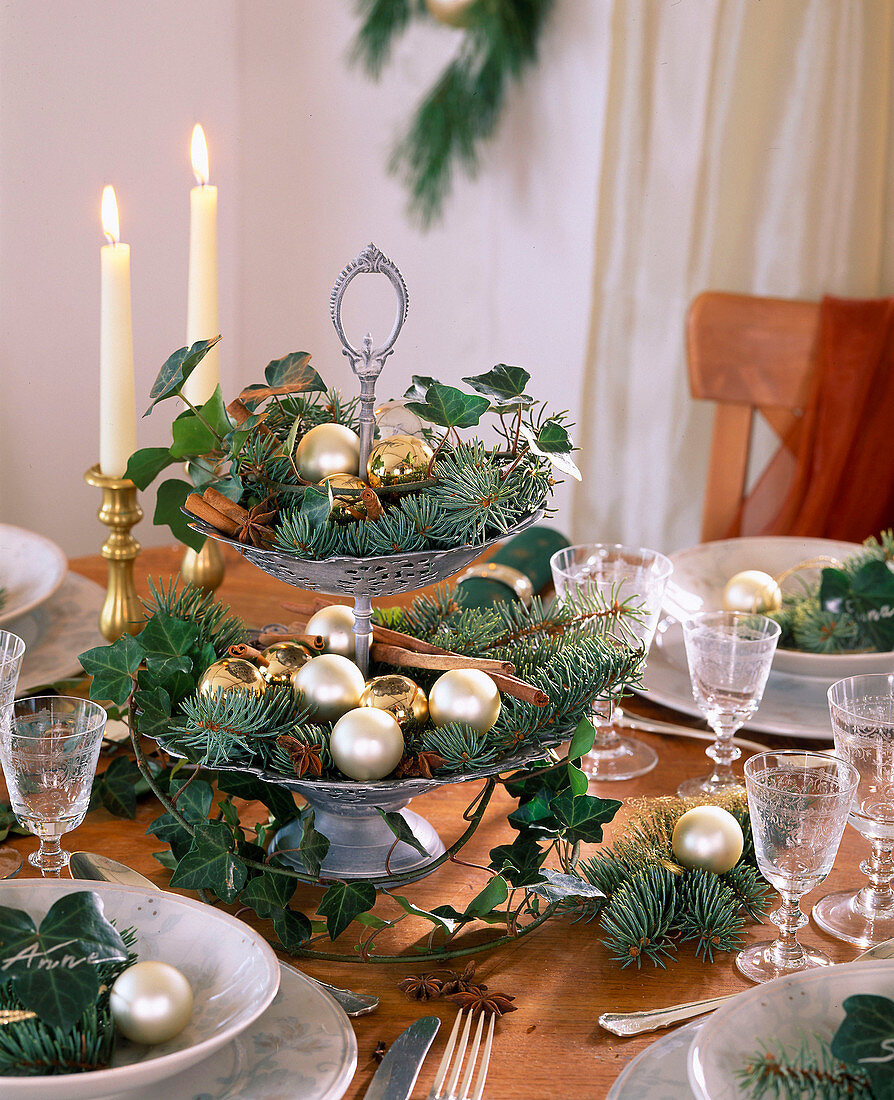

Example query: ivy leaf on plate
[79,633,143,705]
[405,383,490,429]
[317,880,377,940]
[549,790,621,845]
[0,892,127,1033]
[144,337,221,416]
[124,447,177,491]
[462,364,533,408]
[169,821,247,902]
[832,993,894,1098]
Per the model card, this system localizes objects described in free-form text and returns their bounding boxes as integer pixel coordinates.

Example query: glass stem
[705,722,742,785]
[858,841,894,918]
[587,703,622,755]
[38,837,64,877]
[772,890,807,967]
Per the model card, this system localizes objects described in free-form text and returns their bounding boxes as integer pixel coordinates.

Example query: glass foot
[677,772,743,798]
[812,888,894,948]
[580,736,657,782]
[28,848,69,875]
[736,939,833,984]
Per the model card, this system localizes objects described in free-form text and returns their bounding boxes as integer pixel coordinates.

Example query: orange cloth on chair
[754,295,894,542]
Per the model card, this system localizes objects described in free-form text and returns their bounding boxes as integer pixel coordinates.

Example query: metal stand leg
[353,594,373,678]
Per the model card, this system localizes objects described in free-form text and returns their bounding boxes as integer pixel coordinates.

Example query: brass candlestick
[84,464,143,642]
[181,536,224,594]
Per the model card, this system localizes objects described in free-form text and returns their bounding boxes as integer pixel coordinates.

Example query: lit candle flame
[191,124,210,186]
[101,185,120,245]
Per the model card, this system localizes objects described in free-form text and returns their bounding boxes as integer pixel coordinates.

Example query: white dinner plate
[120,962,358,1100]
[665,536,894,679]
[639,618,833,739]
[12,572,105,696]
[0,525,67,625]
[688,959,894,1099]
[608,1020,702,1099]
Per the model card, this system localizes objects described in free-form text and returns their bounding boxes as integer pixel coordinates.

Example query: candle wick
[103,233,117,247]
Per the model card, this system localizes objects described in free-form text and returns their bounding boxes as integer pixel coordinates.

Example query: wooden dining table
[6,543,870,1099]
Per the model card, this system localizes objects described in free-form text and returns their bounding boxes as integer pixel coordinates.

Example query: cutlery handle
[598,993,734,1036]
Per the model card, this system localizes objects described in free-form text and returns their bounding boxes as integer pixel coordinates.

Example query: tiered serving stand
[185,244,548,885]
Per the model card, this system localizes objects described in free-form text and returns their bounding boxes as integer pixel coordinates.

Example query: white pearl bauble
[374,400,426,438]
[329,708,405,781]
[672,806,744,874]
[110,961,193,1045]
[425,0,475,26]
[292,654,365,723]
[428,668,501,733]
[294,423,361,483]
[722,570,782,614]
[306,604,356,659]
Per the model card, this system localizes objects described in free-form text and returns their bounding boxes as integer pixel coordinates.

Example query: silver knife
[362,1017,441,1100]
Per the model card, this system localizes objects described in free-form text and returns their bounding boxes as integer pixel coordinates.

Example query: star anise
[277,734,323,778]
[397,973,444,1001]
[447,986,517,1018]
[236,499,277,548]
[439,962,478,996]
[394,750,446,779]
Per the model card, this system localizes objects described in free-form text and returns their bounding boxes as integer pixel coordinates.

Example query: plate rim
[0,880,281,1096]
[608,1018,701,1099]
[0,525,68,626]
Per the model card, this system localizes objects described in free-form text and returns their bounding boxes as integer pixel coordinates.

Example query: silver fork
[427,1009,495,1100]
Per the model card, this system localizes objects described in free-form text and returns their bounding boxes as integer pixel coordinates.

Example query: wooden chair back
[687,291,821,541]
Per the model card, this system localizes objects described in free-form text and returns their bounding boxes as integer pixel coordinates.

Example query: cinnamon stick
[185,494,241,537]
[255,631,326,650]
[487,673,549,708]
[361,487,384,520]
[203,486,251,525]
[228,643,269,666]
[369,643,513,675]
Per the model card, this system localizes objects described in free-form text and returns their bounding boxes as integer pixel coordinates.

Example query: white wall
[1,1,611,558]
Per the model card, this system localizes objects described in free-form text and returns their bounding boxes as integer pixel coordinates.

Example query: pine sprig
[167,687,306,767]
[598,865,677,969]
[143,577,246,654]
[736,1042,874,1100]
[418,723,503,772]
[675,870,745,961]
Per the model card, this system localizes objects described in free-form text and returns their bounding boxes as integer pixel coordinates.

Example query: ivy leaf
[549,790,621,845]
[95,755,141,819]
[528,869,606,904]
[463,875,509,919]
[240,869,296,917]
[216,772,301,824]
[264,351,324,391]
[138,616,198,660]
[568,715,596,762]
[154,477,205,552]
[850,561,894,650]
[488,834,546,887]
[506,788,559,835]
[0,892,127,1033]
[169,821,247,902]
[124,447,176,490]
[144,337,221,416]
[168,776,214,822]
[462,364,532,408]
[390,894,459,936]
[519,421,581,481]
[79,633,143,705]
[567,762,588,797]
[300,485,333,527]
[317,880,377,941]
[376,809,429,859]
[0,802,28,843]
[297,810,330,880]
[199,385,232,438]
[133,686,173,735]
[403,375,440,402]
[170,411,218,460]
[271,907,313,952]
[405,383,490,429]
[504,760,572,802]
[146,812,193,861]
[832,994,894,1098]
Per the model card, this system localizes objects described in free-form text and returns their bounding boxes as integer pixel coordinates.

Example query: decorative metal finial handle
[329,243,409,476]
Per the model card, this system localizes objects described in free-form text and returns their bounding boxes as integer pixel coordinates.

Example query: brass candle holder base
[181,537,224,595]
[84,464,143,642]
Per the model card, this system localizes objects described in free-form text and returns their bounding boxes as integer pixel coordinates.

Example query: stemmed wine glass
[813,674,894,947]
[550,544,673,781]
[0,696,107,876]
[0,631,27,878]
[738,750,858,983]
[677,611,780,796]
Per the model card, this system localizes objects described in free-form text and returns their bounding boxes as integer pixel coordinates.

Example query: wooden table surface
[7,545,868,1099]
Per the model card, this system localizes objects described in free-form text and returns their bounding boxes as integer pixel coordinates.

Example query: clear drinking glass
[738,750,858,983]
[0,631,26,707]
[677,611,780,797]
[550,543,673,781]
[0,696,107,876]
[813,674,894,947]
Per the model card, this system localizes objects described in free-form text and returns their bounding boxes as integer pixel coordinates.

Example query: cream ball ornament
[110,961,194,1045]
[292,653,365,723]
[360,674,429,727]
[306,604,357,659]
[429,668,501,733]
[722,570,782,614]
[672,806,744,874]
[375,400,426,438]
[294,422,361,483]
[425,0,475,27]
[198,657,266,698]
[329,707,405,781]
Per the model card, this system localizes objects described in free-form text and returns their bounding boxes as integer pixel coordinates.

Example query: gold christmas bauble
[261,641,312,685]
[360,674,429,727]
[375,400,426,438]
[722,570,782,614]
[294,422,361,483]
[292,653,365,723]
[306,604,356,659]
[425,0,475,27]
[198,657,266,697]
[320,473,369,520]
[110,961,194,1045]
[672,806,744,874]
[366,434,434,488]
[429,668,501,733]
[329,707,405,781]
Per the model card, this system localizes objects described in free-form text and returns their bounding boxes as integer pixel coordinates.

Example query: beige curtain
[572,0,894,553]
